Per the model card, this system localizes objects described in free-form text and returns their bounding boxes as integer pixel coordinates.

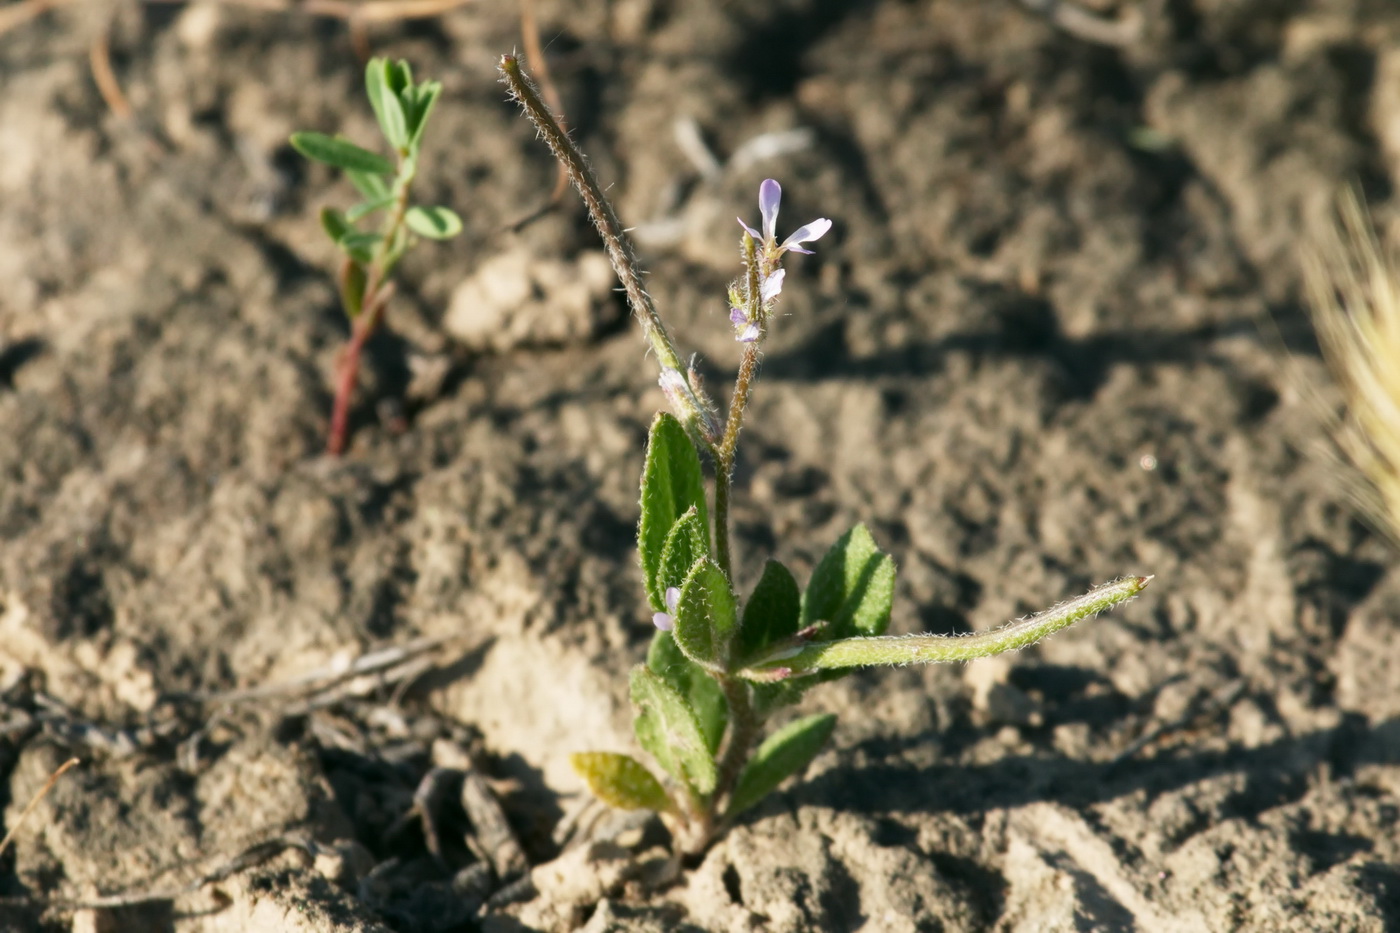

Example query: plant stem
[712,237,767,580]
[498,55,684,374]
[326,152,414,456]
[742,576,1153,676]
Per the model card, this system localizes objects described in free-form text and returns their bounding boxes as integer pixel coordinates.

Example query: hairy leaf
[672,558,737,672]
[728,713,836,818]
[648,630,727,754]
[802,524,895,639]
[631,666,716,797]
[570,752,673,813]
[638,413,708,611]
[738,559,801,657]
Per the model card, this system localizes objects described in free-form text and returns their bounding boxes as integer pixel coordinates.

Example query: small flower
[652,586,680,631]
[738,179,832,258]
[729,306,759,342]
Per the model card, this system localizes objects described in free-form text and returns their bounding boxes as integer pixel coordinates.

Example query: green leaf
[648,631,727,754]
[346,169,390,200]
[407,81,442,149]
[345,196,395,223]
[728,713,836,819]
[630,666,716,797]
[405,205,463,240]
[319,206,351,244]
[387,59,413,97]
[658,507,709,594]
[638,412,709,611]
[570,752,674,813]
[290,132,395,175]
[738,559,801,658]
[672,557,738,672]
[338,258,366,319]
[802,524,896,639]
[365,59,409,150]
[338,231,382,265]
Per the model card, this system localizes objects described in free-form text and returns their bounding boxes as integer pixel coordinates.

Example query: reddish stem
[325,285,391,456]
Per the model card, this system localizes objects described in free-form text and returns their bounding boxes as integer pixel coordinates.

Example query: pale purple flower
[729,306,759,342]
[738,179,832,257]
[653,586,680,631]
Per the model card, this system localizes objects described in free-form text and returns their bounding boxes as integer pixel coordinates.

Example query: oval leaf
[338,258,366,319]
[346,169,390,200]
[802,523,896,639]
[630,666,716,797]
[407,81,443,148]
[638,413,709,611]
[672,557,737,672]
[658,507,709,594]
[365,59,409,150]
[570,752,674,813]
[290,132,394,176]
[648,630,727,754]
[738,559,801,657]
[346,196,395,223]
[319,206,351,244]
[406,205,463,240]
[728,713,836,819]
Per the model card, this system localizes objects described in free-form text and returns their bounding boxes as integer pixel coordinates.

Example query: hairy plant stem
[712,239,766,581]
[741,576,1153,677]
[327,156,414,456]
[699,238,771,847]
[499,55,685,376]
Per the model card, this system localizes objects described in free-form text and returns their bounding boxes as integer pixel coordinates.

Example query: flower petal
[652,611,674,631]
[730,306,747,325]
[760,269,785,303]
[664,587,681,612]
[737,323,760,342]
[779,217,832,251]
[737,217,762,240]
[759,179,781,243]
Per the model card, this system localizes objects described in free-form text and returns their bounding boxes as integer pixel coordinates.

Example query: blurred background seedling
[291,57,462,455]
[1302,190,1400,546]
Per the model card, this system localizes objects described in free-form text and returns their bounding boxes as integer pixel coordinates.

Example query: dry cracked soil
[2,0,1400,930]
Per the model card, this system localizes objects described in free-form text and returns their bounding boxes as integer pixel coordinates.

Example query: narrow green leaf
[346,169,390,200]
[570,752,674,813]
[672,557,738,672]
[345,196,395,223]
[658,507,709,594]
[338,231,382,265]
[728,714,837,819]
[631,666,717,797]
[405,205,463,240]
[648,630,727,754]
[290,132,394,175]
[638,412,709,611]
[802,524,896,639]
[407,81,442,148]
[319,206,351,244]
[738,559,801,657]
[388,59,413,97]
[338,258,366,319]
[365,59,409,150]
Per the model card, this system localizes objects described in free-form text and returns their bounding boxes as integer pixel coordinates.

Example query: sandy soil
[2,0,1400,930]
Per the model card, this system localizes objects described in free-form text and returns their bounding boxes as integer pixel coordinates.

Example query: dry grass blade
[1302,189,1400,545]
[0,757,80,862]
